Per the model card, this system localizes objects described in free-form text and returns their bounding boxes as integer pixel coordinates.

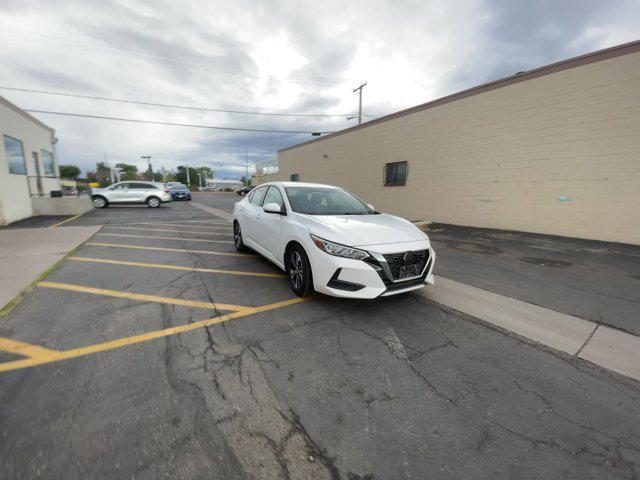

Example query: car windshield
[170,184,188,191]
[284,186,374,215]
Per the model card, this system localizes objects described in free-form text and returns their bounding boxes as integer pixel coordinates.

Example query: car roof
[262,181,339,189]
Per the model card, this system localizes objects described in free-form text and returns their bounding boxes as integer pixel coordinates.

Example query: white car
[233,182,435,298]
[91,181,173,208]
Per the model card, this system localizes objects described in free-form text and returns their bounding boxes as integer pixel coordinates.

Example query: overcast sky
[1,0,638,178]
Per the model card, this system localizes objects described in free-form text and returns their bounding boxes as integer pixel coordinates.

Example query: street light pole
[244,146,249,186]
[353,82,367,125]
[185,165,190,186]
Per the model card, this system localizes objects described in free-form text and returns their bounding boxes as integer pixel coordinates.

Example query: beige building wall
[277,47,640,245]
[0,97,60,225]
[251,172,279,186]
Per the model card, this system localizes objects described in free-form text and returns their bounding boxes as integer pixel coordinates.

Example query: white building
[205,178,244,191]
[0,96,61,225]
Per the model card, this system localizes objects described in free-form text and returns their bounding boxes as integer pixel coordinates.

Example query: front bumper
[171,193,191,200]
[309,241,435,299]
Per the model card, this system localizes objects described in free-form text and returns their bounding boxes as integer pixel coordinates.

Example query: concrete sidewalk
[427,223,640,336]
[0,226,100,310]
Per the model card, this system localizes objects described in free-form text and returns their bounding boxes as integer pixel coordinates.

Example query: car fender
[281,221,314,270]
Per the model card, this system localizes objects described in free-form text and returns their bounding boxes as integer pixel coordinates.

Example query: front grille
[383,249,429,280]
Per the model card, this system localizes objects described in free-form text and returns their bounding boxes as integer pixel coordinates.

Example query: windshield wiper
[342,212,369,215]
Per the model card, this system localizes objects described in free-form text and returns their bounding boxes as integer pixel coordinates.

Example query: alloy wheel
[148,197,160,208]
[234,223,242,248]
[93,197,105,208]
[289,251,304,290]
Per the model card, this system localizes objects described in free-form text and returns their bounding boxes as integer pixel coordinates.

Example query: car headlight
[310,235,369,260]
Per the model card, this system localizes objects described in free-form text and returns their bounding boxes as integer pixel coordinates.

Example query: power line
[1,86,353,118]
[23,110,335,134]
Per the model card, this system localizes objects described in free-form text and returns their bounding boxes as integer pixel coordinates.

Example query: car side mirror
[367,203,375,211]
[263,202,284,215]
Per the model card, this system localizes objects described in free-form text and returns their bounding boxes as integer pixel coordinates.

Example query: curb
[416,275,640,382]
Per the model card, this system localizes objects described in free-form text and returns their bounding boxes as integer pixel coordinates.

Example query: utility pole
[185,165,190,186]
[353,82,367,125]
[244,146,249,186]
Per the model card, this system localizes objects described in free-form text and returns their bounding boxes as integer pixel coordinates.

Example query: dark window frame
[384,161,408,186]
[3,135,27,175]
[290,173,300,182]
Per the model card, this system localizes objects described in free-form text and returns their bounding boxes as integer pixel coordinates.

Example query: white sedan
[233,182,435,298]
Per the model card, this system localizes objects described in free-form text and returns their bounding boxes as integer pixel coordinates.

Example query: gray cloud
[1,0,638,178]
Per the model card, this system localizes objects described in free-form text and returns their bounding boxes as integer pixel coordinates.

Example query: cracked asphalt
[1,193,639,479]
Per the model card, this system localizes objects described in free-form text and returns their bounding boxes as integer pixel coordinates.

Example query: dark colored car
[170,184,192,201]
[236,185,255,196]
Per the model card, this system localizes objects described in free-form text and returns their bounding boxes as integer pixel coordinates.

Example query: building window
[290,173,300,182]
[41,149,55,175]
[3,135,26,175]
[384,161,408,186]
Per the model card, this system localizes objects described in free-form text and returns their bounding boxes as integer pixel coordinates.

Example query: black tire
[286,245,313,297]
[92,196,108,209]
[147,196,161,208]
[233,221,248,252]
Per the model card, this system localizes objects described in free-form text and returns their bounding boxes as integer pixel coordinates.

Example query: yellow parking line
[70,255,287,278]
[85,242,252,257]
[104,226,230,235]
[49,212,85,228]
[0,296,313,373]
[96,233,233,244]
[0,337,61,358]
[38,281,249,312]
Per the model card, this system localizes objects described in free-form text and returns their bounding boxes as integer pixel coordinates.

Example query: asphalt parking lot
[1,194,640,479]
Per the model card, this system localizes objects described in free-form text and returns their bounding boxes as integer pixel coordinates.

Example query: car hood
[296,213,429,247]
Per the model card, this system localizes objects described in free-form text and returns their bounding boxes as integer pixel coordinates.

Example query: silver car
[91,181,173,208]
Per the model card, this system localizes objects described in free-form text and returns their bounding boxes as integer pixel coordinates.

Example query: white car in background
[233,182,435,298]
[91,181,172,208]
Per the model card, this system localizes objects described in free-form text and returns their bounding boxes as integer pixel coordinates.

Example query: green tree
[156,167,175,183]
[115,163,138,181]
[175,166,214,187]
[59,164,81,179]
[86,162,111,187]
